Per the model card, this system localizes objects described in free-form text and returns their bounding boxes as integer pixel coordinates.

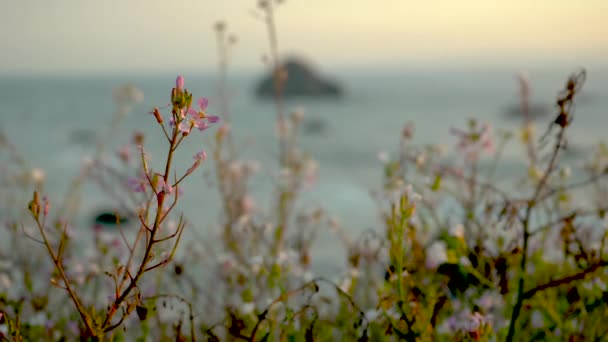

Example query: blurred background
[1,0,607,268]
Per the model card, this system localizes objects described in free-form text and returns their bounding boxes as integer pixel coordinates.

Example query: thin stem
[506,127,564,341]
[102,125,180,330]
[33,216,95,335]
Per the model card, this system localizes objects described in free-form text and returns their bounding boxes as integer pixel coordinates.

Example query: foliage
[1,1,608,341]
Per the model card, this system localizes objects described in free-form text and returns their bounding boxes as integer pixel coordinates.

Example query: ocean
[1,67,607,271]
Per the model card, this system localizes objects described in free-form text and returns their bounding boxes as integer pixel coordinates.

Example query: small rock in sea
[69,128,97,145]
[302,117,328,136]
[502,103,551,120]
[94,211,131,226]
[255,57,343,98]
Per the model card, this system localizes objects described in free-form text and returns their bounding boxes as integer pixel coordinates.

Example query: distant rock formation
[255,57,342,98]
[302,117,328,136]
[502,103,551,120]
[94,210,131,226]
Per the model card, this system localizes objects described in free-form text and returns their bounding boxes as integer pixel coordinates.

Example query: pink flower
[194,150,207,162]
[194,120,209,131]
[188,97,220,125]
[128,177,147,193]
[187,150,207,175]
[450,120,494,161]
[197,97,208,111]
[178,121,191,134]
[468,312,487,332]
[154,176,173,194]
[118,144,130,163]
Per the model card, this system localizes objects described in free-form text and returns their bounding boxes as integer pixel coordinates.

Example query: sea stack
[255,57,342,98]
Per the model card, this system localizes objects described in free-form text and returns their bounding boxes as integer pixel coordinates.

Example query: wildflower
[425,241,447,269]
[153,176,173,194]
[404,184,422,202]
[303,159,318,187]
[177,97,219,133]
[0,274,11,289]
[178,121,191,135]
[113,84,144,105]
[364,309,380,322]
[187,150,207,175]
[475,290,503,312]
[559,165,571,179]
[128,174,148,193]
[339,277,352,293]
[449,224,465,239]
[520,122,535,143]
[469,312,489,331]
[133,132,144,147]
[176,75,184,92]
[530,310,544,329]
[117,144,130,163]
[377,151,389,163]
[42,196,50,216]
[459,256,471,267]
[241,302,255,315]
[450,120,494,161]
[241,195,255,214]
[215,123,231,141]
[192,97,219,122]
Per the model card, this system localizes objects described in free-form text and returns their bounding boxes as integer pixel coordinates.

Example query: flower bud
[176,75,184,91]
[42,196,50,216]
[214,21,226,32]
[28,191,41,218]
[152,107,163,124]
[133,132,144,147]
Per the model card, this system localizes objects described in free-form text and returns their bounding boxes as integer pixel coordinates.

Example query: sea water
[1,68,607,272]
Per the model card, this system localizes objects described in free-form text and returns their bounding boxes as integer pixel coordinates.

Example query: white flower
[403,184,421,202]
[364,309,380,322]
[377,151,389,163]
[250,255,264,274]
[449,224,465,239]
[339,277,352,293]
[0,274,11,289]
[425,241,448,269]
[559,165,571,179]
[0,323,7,337]
[241,302,255,315]
[459,256,471,267]
[531,310,544,329]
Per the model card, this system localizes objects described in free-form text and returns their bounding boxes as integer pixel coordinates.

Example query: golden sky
[1,0,606,74]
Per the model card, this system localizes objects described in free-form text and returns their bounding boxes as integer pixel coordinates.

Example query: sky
[1,0,607,75]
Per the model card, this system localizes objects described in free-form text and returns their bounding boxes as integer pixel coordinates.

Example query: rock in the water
[69,128,97,145]
[94,211,131,226]
[255,57,342,98]
[503,103,551,120]
[302,117,328,135]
